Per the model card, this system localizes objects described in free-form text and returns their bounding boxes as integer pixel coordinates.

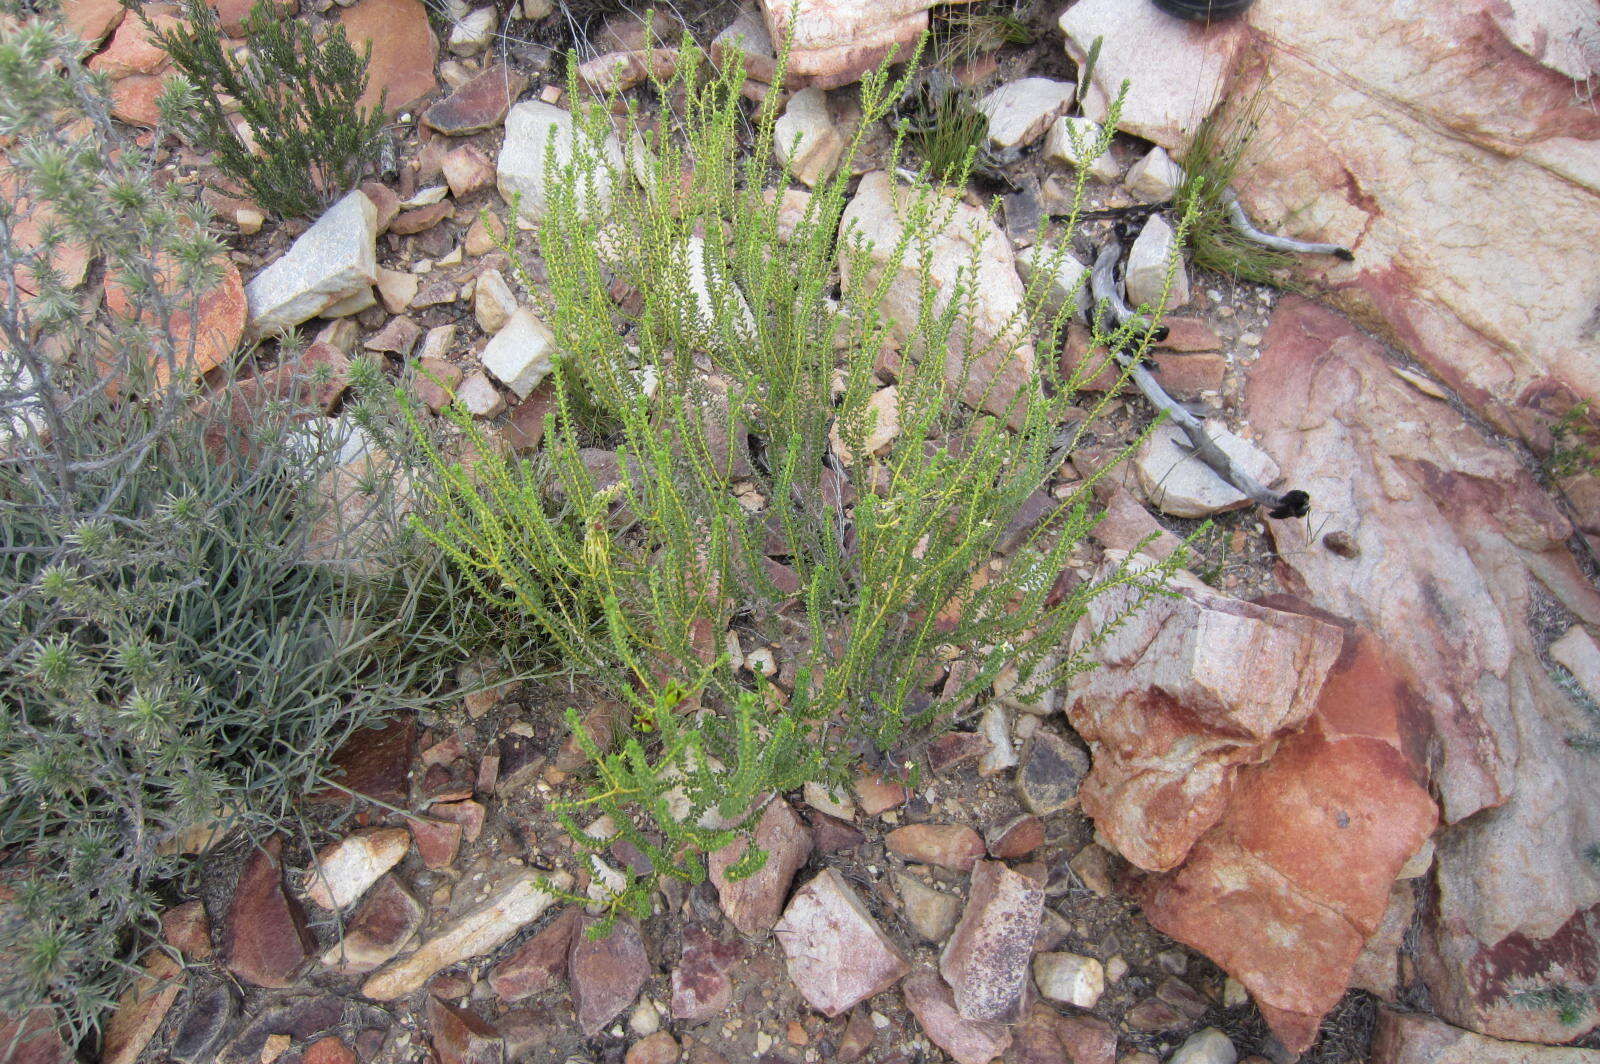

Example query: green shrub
[145,0,387,218]
[0,19,447,1043]
[1172,91,1300,286]
[403,41,1181,921]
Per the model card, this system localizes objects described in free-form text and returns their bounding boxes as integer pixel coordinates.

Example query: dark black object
[1268,489,1311,520]
[1151,0,1257,23]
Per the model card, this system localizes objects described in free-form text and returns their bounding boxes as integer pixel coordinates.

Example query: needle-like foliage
[146,0,387,218]
[401,36,1183,920]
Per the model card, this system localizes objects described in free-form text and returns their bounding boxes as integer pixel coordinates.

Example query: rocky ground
[10,0,1600,1063]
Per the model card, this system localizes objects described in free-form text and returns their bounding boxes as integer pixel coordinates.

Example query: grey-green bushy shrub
[0,17,446,1044]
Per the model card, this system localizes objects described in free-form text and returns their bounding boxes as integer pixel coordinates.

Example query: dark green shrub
[145,0,387,218]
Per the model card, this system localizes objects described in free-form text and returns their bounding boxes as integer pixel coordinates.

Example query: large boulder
[1059,0,1600,446]
[1245,297,1600,1044]
[1136,624,1439,1052]
[1370,1010,1600,1064]
[839,172,1038,430]
[1064,564,1344,872]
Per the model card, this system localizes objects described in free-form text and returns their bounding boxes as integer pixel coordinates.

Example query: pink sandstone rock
[1065,568,1344,872]
[1246,297,1600,1044]
[1137,624,1439,1052]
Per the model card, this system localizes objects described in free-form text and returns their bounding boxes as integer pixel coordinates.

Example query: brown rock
[414,355,464,413]
[940,860,1043,1023]
[431,798,486,842]
[443,145,496,199]
[359,181,401,234]
[410,814,463,871]
[62,0,125,45]
[423,64,528,135]
[426,997,502,1064]
[105,260,248,383]
[1065,567,1343,872]
[1155,316,1223,352]
[338,0,438,115]
[826,1009,873,1061]
[569,917,651,1036]
[1247,298,1600,1044]
[853,771,907,815]
[902,970,1012,1064]
[225,836,316,988]
[162,900,213,960]
[316,716,414,805]
[985,815,1045,859]
[108,75,163,128]
[209,0,296,35]
[707,797,814,937]
[774,868,911,1017]
[321,874,423,973]
[1090,487,1185,561]
[103,952,182,1064]
[489,907,581,1001]
[626,1032,681,1064]
[499,381,556,451]
[1009,1004,1117,1064]
[302,1037,355,1064]
[670,924,742,1023]
[88,13,173,77]
[926,732,988,774]
[1015,730,1088,816]
[885,824,986,873]
[390,201,453,236]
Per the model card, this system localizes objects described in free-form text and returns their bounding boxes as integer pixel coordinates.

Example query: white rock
[1170,1027,1237,1064]
[830,385,899,465]
[1124,213,1189,309]
[319,285,376,319]
[680,235,757,344]
[1015,243,1091,322]
[775,87,845,187]
[474,267,519,334]
[1044,116,1119,183]
[978,704,1017,775]
[245,191,378,337]
[456,371,505,417]
[362,870,573,999]
[838,172,1037,430]
[1135,419,1280,518]
[1032,951,1104,1008]
[803,780,856,821]
[480,308,556,399]
[977,77,1075,150]
[448,7,496,55]
[497,101,624,223]
[627,998,660,1037]
[1550,626,1600,705]
[1125,145,1185,202]
[400,185,450,208]
[301,827,411,910]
